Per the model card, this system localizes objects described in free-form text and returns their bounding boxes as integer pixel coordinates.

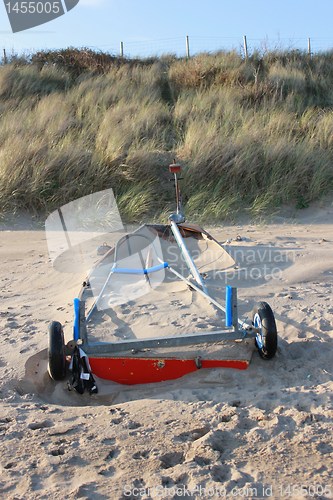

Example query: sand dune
[0,207,332,499]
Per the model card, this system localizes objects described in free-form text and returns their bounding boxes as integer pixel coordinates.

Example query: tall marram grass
[0,48,333,221]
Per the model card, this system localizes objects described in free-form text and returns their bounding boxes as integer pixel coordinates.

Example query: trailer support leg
[226,286,238,329]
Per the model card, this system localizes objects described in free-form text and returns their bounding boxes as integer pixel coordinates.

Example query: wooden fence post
[120,41,124,58]
[243,35,248,59]
[186,35,190,59]
[308,37,311,57]
[3,48,7,64]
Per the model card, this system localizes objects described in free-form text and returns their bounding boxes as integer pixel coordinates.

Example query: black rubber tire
[48,321,66,380]
[252,302,277,360]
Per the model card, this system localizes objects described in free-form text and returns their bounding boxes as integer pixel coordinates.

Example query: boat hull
[89,356,249,385]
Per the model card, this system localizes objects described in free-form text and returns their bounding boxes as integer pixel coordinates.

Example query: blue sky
[1,0,333,57]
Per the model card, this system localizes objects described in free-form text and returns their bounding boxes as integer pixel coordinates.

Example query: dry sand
[0,207,332,499]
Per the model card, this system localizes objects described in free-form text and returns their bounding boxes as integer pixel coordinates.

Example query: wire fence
[87,35,333,59]
[2,34,333,62]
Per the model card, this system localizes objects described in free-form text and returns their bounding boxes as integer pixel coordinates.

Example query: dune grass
[0,48,333,221]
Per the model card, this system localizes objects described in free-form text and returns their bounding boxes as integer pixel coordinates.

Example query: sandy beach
[0,207,332,499]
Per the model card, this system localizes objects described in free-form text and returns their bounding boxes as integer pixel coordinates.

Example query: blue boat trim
[112,262,168,275]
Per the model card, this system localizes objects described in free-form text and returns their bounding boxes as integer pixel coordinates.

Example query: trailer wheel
[253,302,277,360]
[48,321,66,380]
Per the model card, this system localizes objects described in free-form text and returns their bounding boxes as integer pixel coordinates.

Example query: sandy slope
[0,208,332,500]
